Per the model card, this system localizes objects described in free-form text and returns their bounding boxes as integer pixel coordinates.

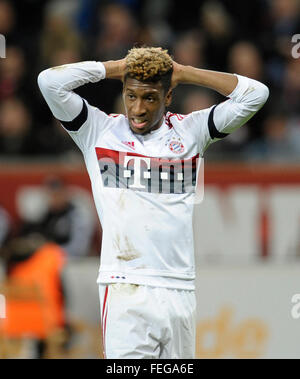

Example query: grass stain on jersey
[114,235,141,261]
[117,191,126,211]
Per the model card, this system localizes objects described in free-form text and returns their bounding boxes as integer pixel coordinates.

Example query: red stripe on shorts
[103,305,108,359]
[102,286,108,359]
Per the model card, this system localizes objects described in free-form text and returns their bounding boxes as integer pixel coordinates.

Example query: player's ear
[165,89,172,107]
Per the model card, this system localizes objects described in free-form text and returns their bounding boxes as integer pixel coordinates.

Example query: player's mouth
[131,118,148,129]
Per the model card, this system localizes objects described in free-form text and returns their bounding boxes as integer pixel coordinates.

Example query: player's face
[123,78,172,135]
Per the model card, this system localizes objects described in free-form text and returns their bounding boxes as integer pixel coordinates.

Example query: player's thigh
[99,283,166,359]
[160,289,196,359]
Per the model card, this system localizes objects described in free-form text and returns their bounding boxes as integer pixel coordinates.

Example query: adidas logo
[122,141,135,150]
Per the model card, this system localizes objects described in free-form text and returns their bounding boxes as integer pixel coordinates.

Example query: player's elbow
[258,83,270,105]
[37,69,50,93]
[37,68,60,96]
[247,82,270,110]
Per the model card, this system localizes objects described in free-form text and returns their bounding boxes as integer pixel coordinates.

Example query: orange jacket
[0,243,66,339]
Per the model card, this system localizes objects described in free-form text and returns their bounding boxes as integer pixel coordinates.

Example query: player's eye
[127,94,136,100]
[146,96,155,102]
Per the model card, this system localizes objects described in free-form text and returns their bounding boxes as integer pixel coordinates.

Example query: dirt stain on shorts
[110,283,140,295]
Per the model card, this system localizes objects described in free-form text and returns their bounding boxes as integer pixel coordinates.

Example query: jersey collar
[133,116,169,142]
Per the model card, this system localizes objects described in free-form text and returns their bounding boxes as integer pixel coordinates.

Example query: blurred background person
[39,1,82,68]
[0,97,38,157]
[228,41,265,81]
[138,0,174,47]
[281,58,300,116]
[0,0,17,46]
[200,1,235,71]
[0,233,68,359]
[244,111,300,163]
[20,177,95,258]
[170,30,209,114]
[94,3,138,61]
[0,46,27,101]
[0,205,11,249]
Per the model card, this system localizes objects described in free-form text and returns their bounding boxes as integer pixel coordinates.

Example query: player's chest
[95,127,196,159]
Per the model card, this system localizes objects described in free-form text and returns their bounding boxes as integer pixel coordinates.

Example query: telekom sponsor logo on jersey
[96,147,204,203]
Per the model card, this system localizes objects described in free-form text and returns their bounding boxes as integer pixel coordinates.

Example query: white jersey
[38,61,269,290]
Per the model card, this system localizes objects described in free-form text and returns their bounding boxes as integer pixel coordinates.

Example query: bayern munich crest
[169,140,185,154]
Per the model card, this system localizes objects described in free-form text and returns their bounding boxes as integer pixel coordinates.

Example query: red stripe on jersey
[165,112,187,128]
[96,147,143,162]
[109,114,121,118]
[95,147,199,168]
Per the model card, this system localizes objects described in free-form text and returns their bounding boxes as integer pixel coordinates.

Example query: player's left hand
[171,61,183,89]
[103,59,127,81]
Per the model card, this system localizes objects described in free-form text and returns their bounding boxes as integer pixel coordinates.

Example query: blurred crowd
[0,0,299,162]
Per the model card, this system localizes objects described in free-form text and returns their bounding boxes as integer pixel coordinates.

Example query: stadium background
[0,0,299,358]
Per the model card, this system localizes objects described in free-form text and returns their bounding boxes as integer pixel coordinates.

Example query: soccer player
[38,47,269,359]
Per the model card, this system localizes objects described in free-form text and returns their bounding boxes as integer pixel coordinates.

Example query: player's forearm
[103,59,126,80]
[203,74,270,136]
[38,61,106,121]
[38,61,106,94]
[176,64,238,97]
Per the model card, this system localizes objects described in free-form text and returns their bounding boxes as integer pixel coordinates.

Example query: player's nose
[132,98,146,116]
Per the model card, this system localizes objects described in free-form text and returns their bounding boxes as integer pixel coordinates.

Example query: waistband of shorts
[97,271,195,291]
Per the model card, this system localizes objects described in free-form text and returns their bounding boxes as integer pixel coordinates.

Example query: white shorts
[98,283,196,359]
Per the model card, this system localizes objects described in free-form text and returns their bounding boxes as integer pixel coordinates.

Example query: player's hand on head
[171,61,183,89]
[103,59,127,81]
[117,58,127,80]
